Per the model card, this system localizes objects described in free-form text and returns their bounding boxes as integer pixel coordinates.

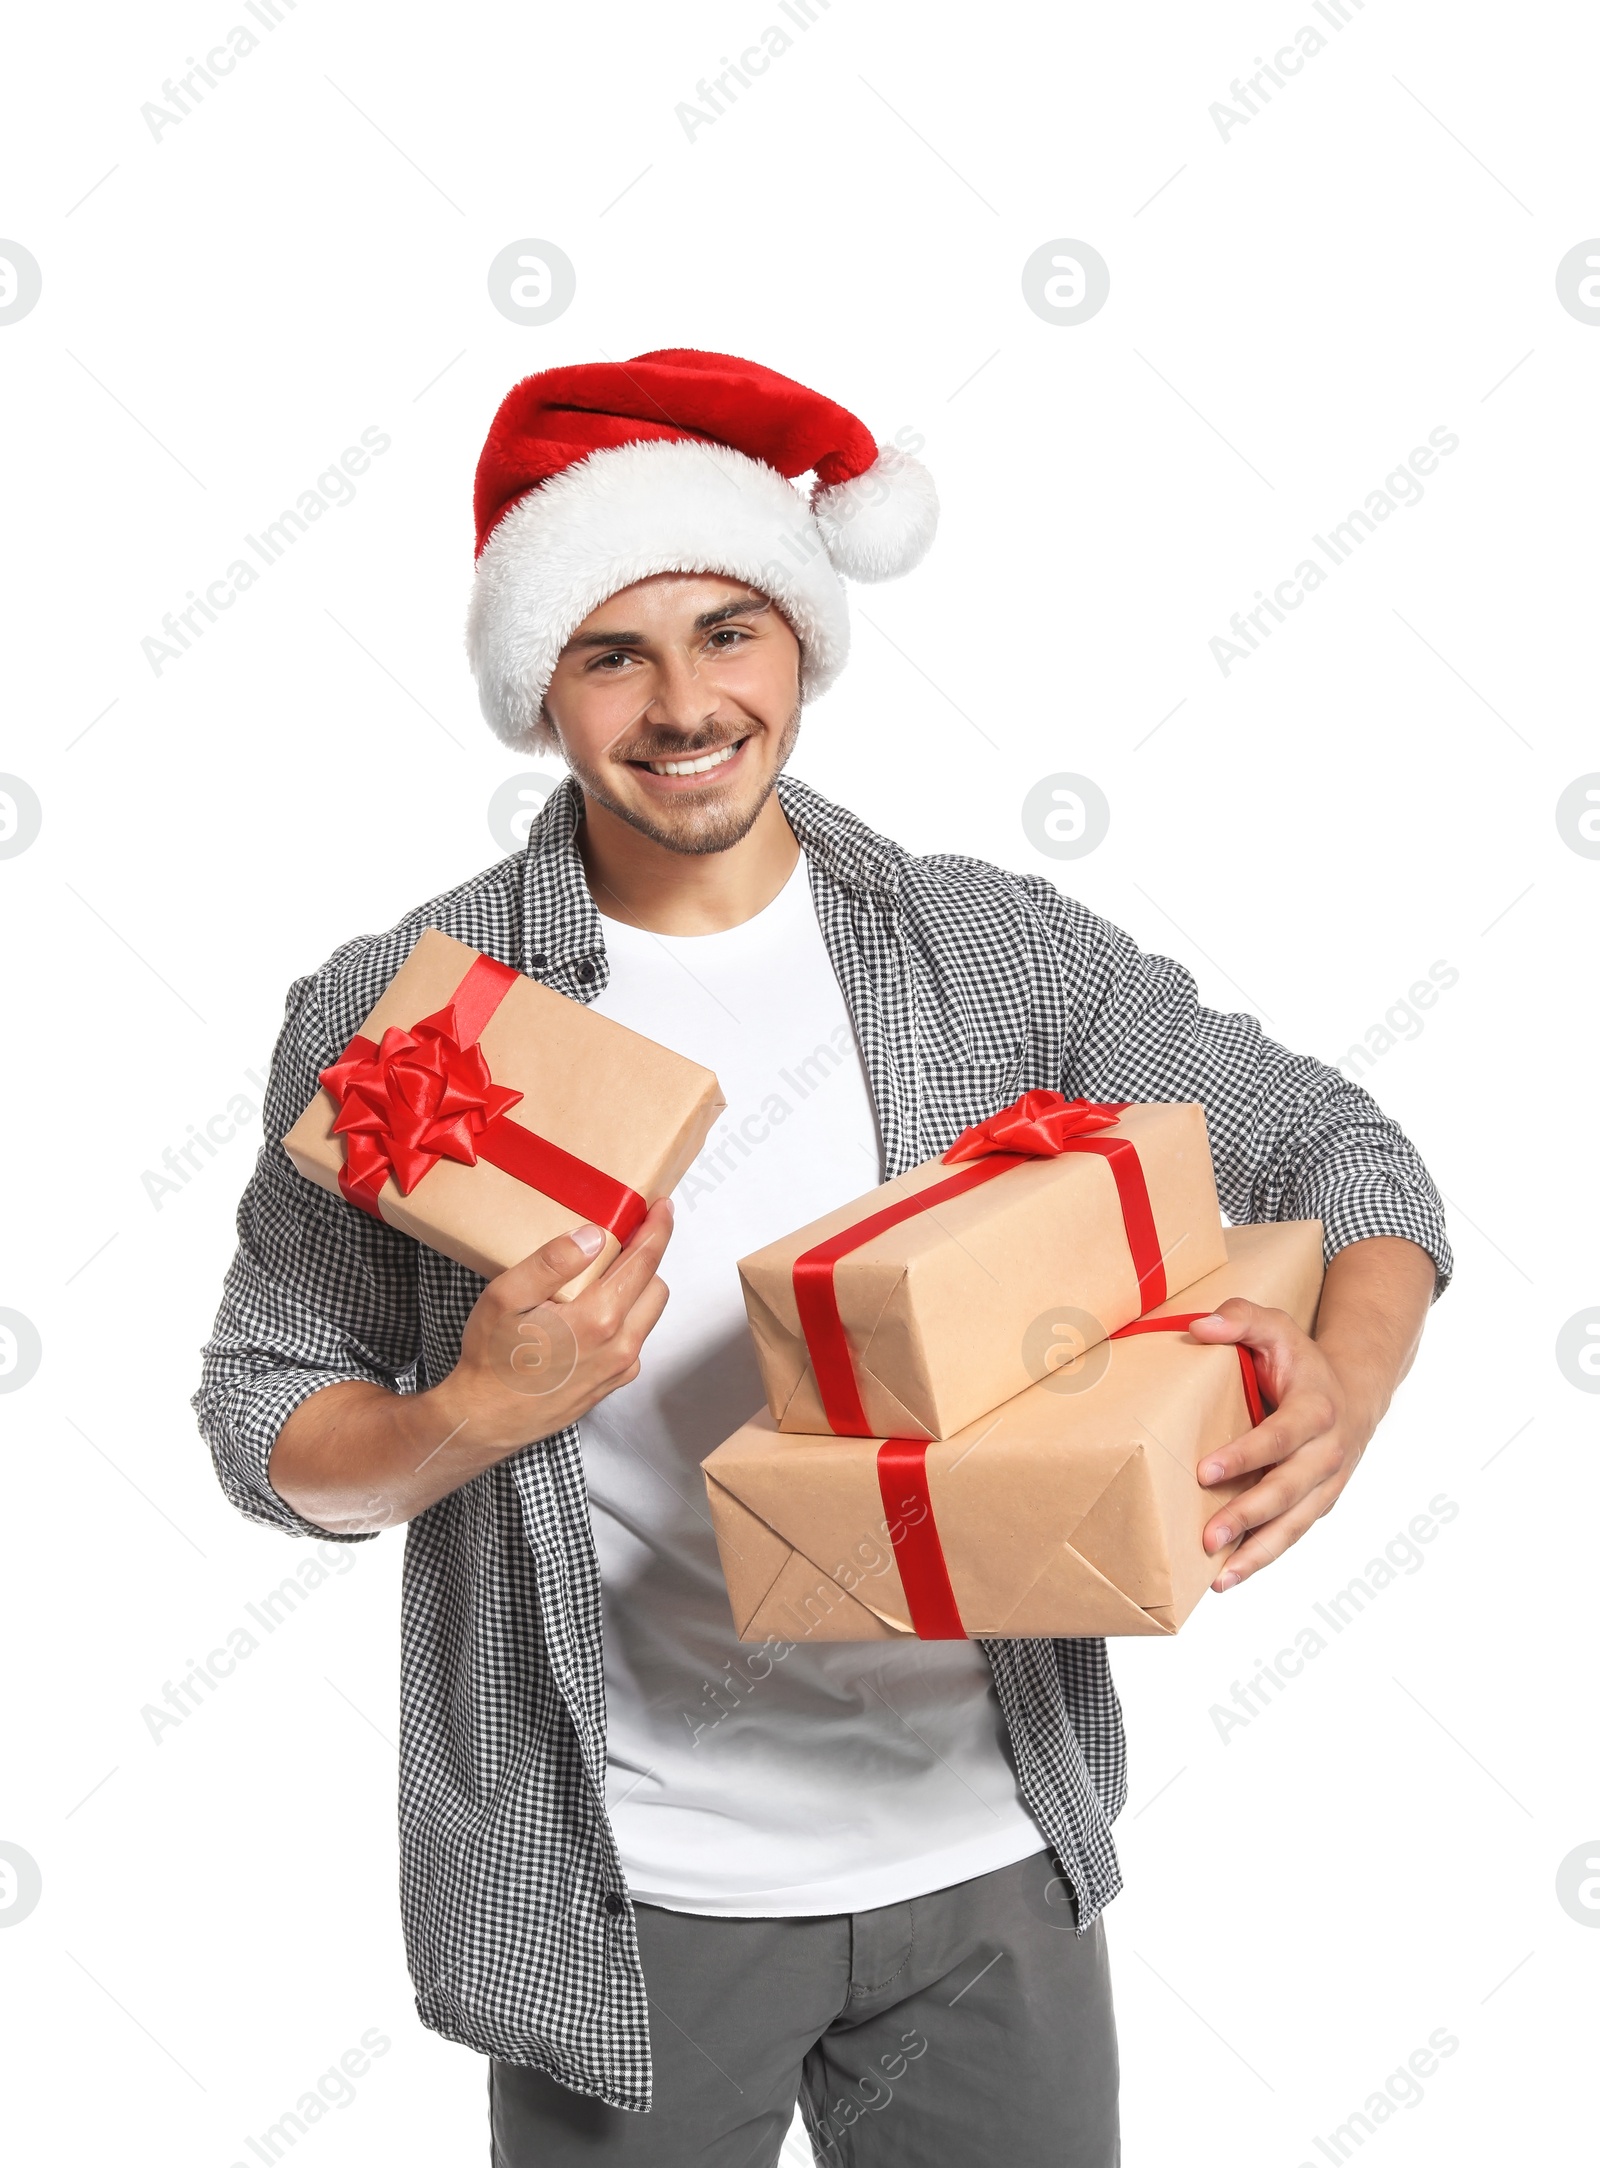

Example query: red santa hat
[465,348,938,751]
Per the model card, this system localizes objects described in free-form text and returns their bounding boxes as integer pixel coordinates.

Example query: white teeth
[646,741,740,776]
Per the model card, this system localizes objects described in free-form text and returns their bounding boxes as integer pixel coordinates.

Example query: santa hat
[465,348,938,751]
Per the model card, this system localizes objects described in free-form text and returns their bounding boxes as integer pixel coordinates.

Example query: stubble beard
[560,705,802,858]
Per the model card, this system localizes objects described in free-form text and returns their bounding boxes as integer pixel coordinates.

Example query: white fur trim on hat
[467,437,852,754]
[813,447,940,583]
[466,436,940,753]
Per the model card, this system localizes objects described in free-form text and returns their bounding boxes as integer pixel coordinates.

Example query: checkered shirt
[192,771,1451,2110]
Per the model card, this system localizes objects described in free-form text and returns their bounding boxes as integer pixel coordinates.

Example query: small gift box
[282,927,724,1291]
[705,1221,1325,1642]
[737,1092,1229,1442]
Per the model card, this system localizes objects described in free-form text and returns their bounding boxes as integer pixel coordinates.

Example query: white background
[1,2,1594,2162]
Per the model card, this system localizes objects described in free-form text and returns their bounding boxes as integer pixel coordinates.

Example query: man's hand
[269,1199,674,1536]
[1188,1299,1361,1590]
[1186,1234,1439,1592]
[447,1200,673,1455]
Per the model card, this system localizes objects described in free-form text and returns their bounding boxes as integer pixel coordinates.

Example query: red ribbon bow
[315,949,648,1244]
[792,1091,1163,1440]
[941,1090,1122,1165]
[320,1002,525,1199]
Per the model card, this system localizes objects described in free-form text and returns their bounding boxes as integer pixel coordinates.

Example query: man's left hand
[1186,1298,1377,1592]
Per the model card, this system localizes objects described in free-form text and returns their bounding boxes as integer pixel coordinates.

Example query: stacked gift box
[283,934,1324,1649]
[703,1092,1325,1643]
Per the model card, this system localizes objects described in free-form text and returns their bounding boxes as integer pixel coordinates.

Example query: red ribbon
[878,1313,1273,1641]
[941,1089,1122,1163]
[1108,1314,1268,1427]
[317,951,648,1245]
[793,1093,1162,1438]
[876,1440,967,1640]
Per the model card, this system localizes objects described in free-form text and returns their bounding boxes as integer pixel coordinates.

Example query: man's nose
[642,644,721,731]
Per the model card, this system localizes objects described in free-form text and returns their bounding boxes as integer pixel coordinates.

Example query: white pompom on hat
[465,347,938,751]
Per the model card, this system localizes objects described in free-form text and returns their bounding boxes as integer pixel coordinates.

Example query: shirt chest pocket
[917,1051,1030,1151]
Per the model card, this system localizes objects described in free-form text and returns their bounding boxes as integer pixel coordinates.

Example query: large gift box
[703,1220,1325,1642]
[283,927,724,1290]
[737,1093,1228,1442]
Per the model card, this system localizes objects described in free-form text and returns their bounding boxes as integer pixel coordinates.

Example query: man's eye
[708,627,747,648]
[592,651,632,670]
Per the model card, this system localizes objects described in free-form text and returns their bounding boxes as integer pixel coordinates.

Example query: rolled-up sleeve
[1026,879,1453,1301]
[191,969,424,1540]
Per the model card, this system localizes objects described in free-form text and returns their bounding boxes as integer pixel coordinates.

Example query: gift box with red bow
[282,927,724,1289]
[737,1092,1229,1443]
[705,1221,1325,1642]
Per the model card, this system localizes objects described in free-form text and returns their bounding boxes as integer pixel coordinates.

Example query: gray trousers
[489,1848,1119,2166]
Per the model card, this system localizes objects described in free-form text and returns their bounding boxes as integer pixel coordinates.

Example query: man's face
[541,572,802,856]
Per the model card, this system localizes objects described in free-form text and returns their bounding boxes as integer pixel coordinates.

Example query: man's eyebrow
[560,595,770,654]
[695,594,772,631]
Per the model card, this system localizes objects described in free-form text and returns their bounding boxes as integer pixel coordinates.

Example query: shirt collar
[516,769,904,982]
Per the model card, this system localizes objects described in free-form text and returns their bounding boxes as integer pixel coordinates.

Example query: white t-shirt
[581,852,1045,1915]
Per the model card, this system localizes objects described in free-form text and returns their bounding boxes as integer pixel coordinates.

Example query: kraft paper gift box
[737,1094,1229,1443]
[703,1220,1325,1643]
[282,927,724,1292]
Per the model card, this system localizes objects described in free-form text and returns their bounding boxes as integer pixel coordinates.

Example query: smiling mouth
[633,737,747,778]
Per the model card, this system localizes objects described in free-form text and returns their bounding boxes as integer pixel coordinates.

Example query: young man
[194,350,1449,2166]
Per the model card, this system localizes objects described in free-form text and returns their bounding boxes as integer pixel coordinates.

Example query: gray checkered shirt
[192,771,1451,2111]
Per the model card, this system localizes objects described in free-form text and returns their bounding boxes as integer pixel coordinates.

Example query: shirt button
[602,1891,626,1917]
[528,951,547,970]
[577,959,596,984]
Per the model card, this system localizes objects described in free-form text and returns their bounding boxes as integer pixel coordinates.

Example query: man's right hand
[268,1199,674,1536]
[447,1201,674,1454]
